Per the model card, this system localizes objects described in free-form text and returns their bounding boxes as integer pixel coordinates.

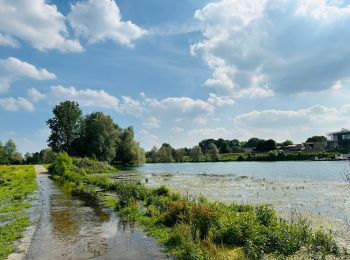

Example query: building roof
[328,128,350,135]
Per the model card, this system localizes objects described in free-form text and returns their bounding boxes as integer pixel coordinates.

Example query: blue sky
[1,0,350,153]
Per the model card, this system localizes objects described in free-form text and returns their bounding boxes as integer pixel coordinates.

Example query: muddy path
[25,165,166,260]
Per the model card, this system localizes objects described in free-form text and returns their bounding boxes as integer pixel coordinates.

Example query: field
[0,165,37,260]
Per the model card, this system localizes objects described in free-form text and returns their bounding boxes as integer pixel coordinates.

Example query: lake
[130,161,350,248]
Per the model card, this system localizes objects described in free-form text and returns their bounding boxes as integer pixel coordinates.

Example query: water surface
[131,161,350,248]
[26,171,166,260]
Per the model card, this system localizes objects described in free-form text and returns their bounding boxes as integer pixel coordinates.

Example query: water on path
[26,166,166,260]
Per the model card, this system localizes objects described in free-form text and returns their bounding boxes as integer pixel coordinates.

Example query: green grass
[0,165,37,260]
[49,152,345,260]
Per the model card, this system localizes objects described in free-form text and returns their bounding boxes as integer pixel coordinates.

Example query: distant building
[328,129,350,151]
[284,144,304,151]
[304,141,327,152]
[242,147,254,153]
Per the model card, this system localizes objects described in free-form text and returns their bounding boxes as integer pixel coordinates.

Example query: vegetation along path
[25,165,166,260]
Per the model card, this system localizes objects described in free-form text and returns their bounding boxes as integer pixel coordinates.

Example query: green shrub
[159,200,191,227]
[154,185,170,196]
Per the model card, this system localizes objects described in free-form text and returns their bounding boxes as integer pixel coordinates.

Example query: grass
[49,152,345,260]
[0,165,37,260]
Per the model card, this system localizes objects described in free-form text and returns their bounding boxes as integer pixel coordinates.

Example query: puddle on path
[26,173,167,260]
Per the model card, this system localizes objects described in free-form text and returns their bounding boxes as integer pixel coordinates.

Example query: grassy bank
[50,153,345,259]
[0,165,37,260]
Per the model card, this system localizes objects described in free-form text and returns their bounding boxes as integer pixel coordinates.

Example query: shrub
[154,185,170,196]
[159,200,190,227]
[191,203,217,239]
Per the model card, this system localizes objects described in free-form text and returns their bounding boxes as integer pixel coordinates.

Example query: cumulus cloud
[0,0,83,52]
[27,88,46,102]
[68,0,146,47]
[234,105,345,128]
[142,117,161,129]
[50,85,119,108]
[0,57,56,93]
[0,97,34,112]
[192,0,350,96]
[0,33,19,48]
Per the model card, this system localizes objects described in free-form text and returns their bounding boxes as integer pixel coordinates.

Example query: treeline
[47,101,145,165]
[146,143,220,163]
[146,135,331,163]
[0,139,23,164]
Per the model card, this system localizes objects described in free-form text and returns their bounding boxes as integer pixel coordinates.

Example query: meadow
[0,165,37,260]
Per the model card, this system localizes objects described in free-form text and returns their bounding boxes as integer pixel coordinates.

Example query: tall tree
[0,141,7,164]
[115,126,145,165]
[47,101,82,154]
[209,143,220,161]
[190,146,203,162]
[82,112,120,162]
[4,139,23,164]
[158,143,173,162]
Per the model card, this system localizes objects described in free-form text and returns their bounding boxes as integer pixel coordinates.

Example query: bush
[154,185,170,196]
[159,200,191,227]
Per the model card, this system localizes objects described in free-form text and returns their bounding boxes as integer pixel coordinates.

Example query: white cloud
[0,97,34,112]
[0,0,83,52]
[192,0,350,96]
[0,33,19,47]
[27,88,46,102]
[68,0,146,47]
[142,116,161,129]
[207,93,235,106]
[50,85,119,108]
[171,127,184,134]
[234,105,344,128]
[0,57,56,93]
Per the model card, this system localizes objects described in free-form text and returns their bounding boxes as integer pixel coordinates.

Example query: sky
[1,0,350,153]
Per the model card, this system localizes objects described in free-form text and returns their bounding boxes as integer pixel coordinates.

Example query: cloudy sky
[1,0,350,153]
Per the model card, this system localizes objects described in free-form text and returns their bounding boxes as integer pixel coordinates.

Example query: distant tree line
[146,135,329,163]
[47,101,145,165]
[0,139,23,165]
[24,148,56,164]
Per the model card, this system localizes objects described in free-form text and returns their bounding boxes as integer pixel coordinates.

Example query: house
[304,141,327,152]
[328,129,350,151]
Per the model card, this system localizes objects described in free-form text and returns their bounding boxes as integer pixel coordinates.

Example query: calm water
[131,161,350,248]
[26,169,166,260]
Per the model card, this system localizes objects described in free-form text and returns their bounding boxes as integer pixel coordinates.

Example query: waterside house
[328,129,350,151]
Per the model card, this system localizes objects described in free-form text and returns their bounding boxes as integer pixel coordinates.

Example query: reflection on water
[26,173,166,260]
[132,161,350,249]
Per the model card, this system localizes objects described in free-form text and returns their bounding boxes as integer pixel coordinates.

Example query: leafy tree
[219,142,230,153]
[199,139,215,160]
[4,139,23,164]
[47,101,82,154]
[209,143,220,161]
[190,146,203,162]
[306,136,327,143]
[173,148,185,162]
[282,140,293,147]
[244,138,261,148]
[0,141,7,164]
[81,112,120,162]
[148,146,159,163]
[40,148,56,164]
[115,126,145,165]
[256,139,277,152]
[158,143,173,162]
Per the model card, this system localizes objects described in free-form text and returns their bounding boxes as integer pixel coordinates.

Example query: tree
[149,146,158,163]
[173,148,185,162]
[244,138,260,148]
[190,146,203,162]
[264,139,277,151]
[199,139,215,160]
[209,143,220,161]
[158,143,173,162]
[0,141,7,164]
[306,136,327,143]
[4,140,23,164]
[81,112,120,162]
[47,101,82,154]
[40,148,56,164]
[282,140,293,147]
[115,127,145,165]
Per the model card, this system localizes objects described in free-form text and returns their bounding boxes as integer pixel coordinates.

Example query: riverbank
[49,153,346,259]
